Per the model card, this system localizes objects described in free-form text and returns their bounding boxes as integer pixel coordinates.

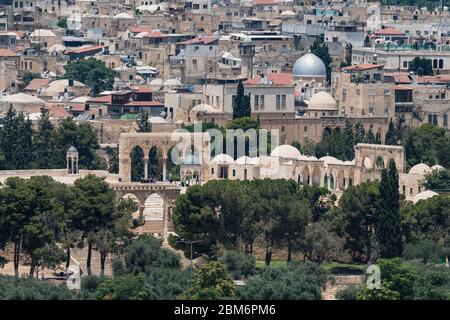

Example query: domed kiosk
[292,51,327,81]
[306,91,338,117]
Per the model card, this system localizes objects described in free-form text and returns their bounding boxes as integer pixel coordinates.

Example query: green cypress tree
[376,159,403,258]
[385,119,396,145]
[33,108,56,169]
[233,82,251,119]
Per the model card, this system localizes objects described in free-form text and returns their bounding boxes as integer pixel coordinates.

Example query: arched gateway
[118,132,211,182]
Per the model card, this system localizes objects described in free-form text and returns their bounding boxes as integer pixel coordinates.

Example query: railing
[375,43,450,52]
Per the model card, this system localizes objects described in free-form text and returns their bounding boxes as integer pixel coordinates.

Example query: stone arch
[363,156,373,169]
[312,166,321,186]
[302,166,310,185]
[375,156,385,168]
[148,145,163,181]
[122,193,141,219]
[143,193,164,221]
[119,132,211,182]
[130,145,145,182]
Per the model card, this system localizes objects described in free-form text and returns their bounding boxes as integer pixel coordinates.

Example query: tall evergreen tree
[376,160,403,258]
[310,41,332,82]
[14,113,33,170]
[137,110,151,132]
[385,119,396,145]
[232,82,251,119]
[0,106,18,169]
[33,108,56,169]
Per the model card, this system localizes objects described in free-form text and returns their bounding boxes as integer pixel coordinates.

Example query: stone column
[162,157,167,181]
[144,157,149,180]
[344,176,349,190]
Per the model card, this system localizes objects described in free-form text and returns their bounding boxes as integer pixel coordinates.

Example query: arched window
[323,173,328,189]
[439,59,444,69]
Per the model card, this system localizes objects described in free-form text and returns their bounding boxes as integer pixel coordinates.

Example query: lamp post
[176,239,201,281]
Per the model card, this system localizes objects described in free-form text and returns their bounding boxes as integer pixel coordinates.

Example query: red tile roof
[124,101,163,107]
[245,72,293,85]
[417,75,450,84]
[87,95,112,104]
[342,63,384,72]
[29,105,71,118]
[134,86,152,93]
[373,27,405,36]
[253,0,276,5]
[393,73,411,84]
[177,36,217,45]
[128,26,153,34]
[70,104,87,112]
[144,30,167,38]
[24,78,51,91]
[65,45,105,54]
[0,49,18,57]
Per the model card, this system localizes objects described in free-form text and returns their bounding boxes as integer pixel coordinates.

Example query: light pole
[176,239,201,281]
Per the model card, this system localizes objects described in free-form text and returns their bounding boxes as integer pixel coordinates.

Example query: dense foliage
[63,58,117,95]
[0,107,104,170]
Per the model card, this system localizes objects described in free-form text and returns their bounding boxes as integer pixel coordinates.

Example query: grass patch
[321,261,367,274]
[255,260,287,269]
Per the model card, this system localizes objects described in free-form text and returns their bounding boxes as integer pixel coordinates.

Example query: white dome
[191,103,217,114]
[270,145,302,159]
[163,79,182,86]
[30,29,56,37]
[281,10,295,16]
[212,154,234,165]
[319,156,343,165]
[114,12,133,19]
[235,156,259,165]
[343,159,355,165]
[307,156,318,161]
[307,92,337,111]
[431,165,444,171]
[47,44,66,53]
[409,163,432,175]
[149,116,166,123]
[149,78,164,85]
[292,52,326,79]
[412,190,438,204]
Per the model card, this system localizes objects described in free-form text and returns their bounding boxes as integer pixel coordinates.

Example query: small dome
[191,103,217,114]
[280,10,295,16]
[271,145,302,159]
[235,156,259,165]
[431,165,444,171]
[67,146,78,153]
[163,79,182,86]
[114,12,133,19]
[320,156,343,165]
[149,78,164,85]
[409,163,432,175]
[308,92,337,111]
[182,154,201,165]
[307,156,318,161]
[412,190,438,204]
[212,154,234,165]
[292,52,326,79]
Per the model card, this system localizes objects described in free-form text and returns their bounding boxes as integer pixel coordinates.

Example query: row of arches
[297,166,355,191]
[123,193,166,222]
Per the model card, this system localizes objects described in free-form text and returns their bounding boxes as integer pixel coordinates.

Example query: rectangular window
[254,95,259,110]
[444,114,448,127]
[281,95,286,109]
[260,95,265,109]
[276,95,281,109]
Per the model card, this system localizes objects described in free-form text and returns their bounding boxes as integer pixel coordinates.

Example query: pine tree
[14,113,33,169]
[33,108,56,169]
[232,82,251,119]
[0,105,18,169]
[376,160,403,258]
[385,119,396,145]
[137,110,151,132]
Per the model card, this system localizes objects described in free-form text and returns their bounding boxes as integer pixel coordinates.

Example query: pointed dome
[307,92,337,110]
[292,51,326,79]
